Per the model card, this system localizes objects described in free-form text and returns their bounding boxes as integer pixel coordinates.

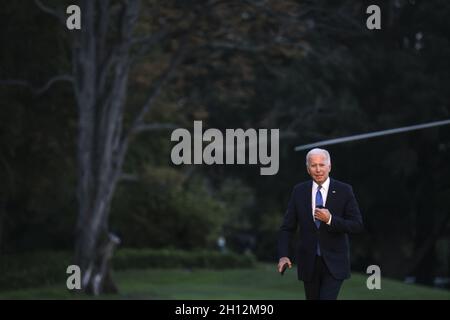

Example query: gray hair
[306,148,331,166]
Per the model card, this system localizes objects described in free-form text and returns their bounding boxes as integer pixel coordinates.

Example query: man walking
[277,148,364,300]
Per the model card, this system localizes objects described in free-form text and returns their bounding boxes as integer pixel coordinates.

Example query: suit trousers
[303,255,343,300]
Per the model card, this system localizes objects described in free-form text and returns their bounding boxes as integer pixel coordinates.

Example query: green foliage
[0,248,255,292]
[111,167,229,249]
[1,264,449,300]
[113,248,256,270]
[217,178,255,230]
[0,251,71,291]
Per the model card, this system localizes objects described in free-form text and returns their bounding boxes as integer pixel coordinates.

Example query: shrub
[0,251,71,291]
[113,248,256,270]
[0,248,256,291]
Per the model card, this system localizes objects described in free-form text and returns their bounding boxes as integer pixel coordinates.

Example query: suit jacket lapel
[304,180,316,229]
[320,178,336,229]
[325,178,336,209]
[306,180,313,213]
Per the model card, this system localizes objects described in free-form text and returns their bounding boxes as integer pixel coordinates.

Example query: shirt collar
[313,177,330,193]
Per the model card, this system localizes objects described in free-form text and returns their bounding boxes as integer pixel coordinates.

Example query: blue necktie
[315,186,323,228]
[315,185,323,256]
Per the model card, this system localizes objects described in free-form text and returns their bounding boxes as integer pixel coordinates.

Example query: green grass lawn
[0,264,449,300]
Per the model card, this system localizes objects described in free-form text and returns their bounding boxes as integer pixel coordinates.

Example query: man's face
[307,154,331,185]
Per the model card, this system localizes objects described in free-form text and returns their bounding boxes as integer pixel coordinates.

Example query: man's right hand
[278,257,292,274]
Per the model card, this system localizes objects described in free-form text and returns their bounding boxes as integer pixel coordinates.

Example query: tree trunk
[76,220,120,294]
[72,0,138,294]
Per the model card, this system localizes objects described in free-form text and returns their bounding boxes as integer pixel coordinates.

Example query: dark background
[0,0,449,293]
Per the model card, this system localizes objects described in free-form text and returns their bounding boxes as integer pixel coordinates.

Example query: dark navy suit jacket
[278,178,364,281]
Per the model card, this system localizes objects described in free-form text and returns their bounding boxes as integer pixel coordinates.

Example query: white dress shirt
[311,177,332,225]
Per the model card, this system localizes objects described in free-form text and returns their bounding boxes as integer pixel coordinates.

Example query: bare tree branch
[130,39,188,133]
[131,30,168,47]
[131,28,171,56]
[120,0,140,41]
[34,0,66,25]
[97,0,111,63]
[113,43,187,180]
[0,75,74,95]
[208,40,268,52]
